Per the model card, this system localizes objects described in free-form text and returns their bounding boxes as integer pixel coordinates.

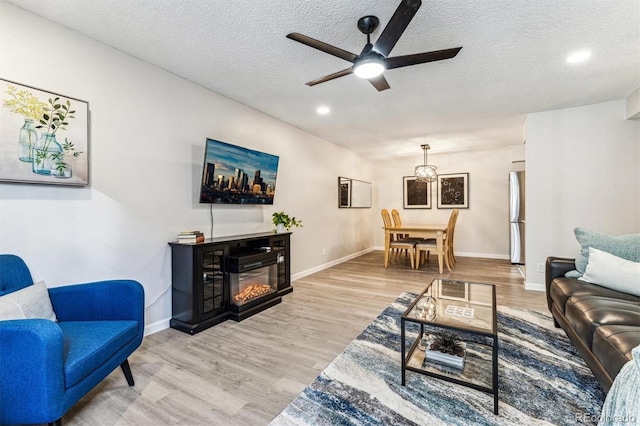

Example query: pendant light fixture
[414,144,438,183]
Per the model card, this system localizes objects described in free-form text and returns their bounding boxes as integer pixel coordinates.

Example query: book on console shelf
[177,230,205,243]
[178,230,203,236]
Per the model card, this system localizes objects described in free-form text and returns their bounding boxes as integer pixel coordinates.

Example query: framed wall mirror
[338,177,371,208]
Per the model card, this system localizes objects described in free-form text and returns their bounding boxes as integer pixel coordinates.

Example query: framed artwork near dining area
[403,176,431,209]
[437,173,469,209]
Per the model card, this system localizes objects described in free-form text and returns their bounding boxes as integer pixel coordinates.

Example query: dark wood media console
[169,232,292,334]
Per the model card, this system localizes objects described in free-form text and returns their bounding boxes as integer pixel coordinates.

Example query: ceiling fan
[286,0,462,91]
[287,0,462,91]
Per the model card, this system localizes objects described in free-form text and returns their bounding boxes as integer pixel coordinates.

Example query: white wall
[0,2,375,333]
[374,147,514,258]
[526,100,640,289]
[627,87,640,119]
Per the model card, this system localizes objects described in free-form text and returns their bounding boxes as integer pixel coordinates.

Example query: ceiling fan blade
[384,47,462,69]
[287,33,357,63]
[372,0,422,57]
[368,74,391,91]
[306,68,354,86]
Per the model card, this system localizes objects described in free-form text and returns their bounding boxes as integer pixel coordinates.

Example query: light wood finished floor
[62,251,547,425]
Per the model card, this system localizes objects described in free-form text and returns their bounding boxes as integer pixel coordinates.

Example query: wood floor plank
[62,252,548,425]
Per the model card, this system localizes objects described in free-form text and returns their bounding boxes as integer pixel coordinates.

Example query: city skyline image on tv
[199,138,280,204]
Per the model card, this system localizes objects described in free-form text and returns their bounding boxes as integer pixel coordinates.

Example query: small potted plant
[431,331,465,356]
[424,330,466,368]
[272,211,303,233]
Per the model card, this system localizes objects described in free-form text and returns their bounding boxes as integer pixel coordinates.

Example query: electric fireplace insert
[227,248,281,320]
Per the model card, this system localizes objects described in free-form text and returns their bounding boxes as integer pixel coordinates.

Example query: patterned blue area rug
[270,292,606,426]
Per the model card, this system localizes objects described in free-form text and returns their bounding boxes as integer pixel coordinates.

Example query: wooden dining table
[383,224,448,273]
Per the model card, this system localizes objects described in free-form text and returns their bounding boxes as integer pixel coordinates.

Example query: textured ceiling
[7,0,640,160]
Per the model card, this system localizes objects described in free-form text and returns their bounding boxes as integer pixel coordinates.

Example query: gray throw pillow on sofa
[581,248,640,297]
[567,227,640,277]
[0,280,58,321]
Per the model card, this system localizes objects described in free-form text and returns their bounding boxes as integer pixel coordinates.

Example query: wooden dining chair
[391,209,407,239]
[445,209,459,267]
[446,209,459,267]
[415,209,459,271]
[391,209,423,242]
[381,208,417,267]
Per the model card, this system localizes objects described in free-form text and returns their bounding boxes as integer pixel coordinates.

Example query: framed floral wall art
[437,173,469,209]
[403,176,431,209]
[0,78,89,186]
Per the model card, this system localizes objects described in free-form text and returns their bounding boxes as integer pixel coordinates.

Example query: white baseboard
[144,247,378,335]
[291,247,377,281]
[146,247,527,335]
[144,318,171,336]
[525,282,545,292]
[457,252,510,260]
[372,247,509,260]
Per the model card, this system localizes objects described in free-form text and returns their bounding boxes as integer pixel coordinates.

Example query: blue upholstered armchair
[0,254,145,426]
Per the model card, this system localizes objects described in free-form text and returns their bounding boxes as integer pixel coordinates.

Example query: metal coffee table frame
[401,279,499,414]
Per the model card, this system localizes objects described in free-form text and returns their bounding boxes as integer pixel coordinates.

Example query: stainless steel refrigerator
[509,171,525,264]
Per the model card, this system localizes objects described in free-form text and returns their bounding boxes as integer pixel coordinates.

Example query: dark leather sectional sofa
[546,256,640,392]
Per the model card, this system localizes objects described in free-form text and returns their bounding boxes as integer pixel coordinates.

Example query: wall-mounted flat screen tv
[199,138,279,204]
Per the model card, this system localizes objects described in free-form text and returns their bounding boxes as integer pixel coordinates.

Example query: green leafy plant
[36,96,75,136]
[50,137,83,175]
[2,84,47,121]
[33,97,77,167]
[272,211,303,231]
[430,331,465,357]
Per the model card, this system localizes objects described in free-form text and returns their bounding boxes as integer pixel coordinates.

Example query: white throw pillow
[0,281,58,321]
[581,247,640,297]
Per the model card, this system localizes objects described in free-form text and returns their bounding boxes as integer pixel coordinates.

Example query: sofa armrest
[545,257,576,312]
[0,319,65,423]
[48,280,144,328]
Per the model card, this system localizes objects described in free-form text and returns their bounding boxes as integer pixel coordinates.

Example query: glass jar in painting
[50,160,72,178]
[18,119,38,162]
[32,133,63,175]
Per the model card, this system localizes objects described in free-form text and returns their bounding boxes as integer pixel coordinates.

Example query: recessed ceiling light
[566,50,591,64]
[317,106,330,115]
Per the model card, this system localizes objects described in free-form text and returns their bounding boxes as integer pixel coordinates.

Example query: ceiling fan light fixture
[287,1,462,91]
[353,58,385,79]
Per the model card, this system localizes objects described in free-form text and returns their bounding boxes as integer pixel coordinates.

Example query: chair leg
[121,359,135,386]
[416,249,428,268]
[49,419,62,426]
[444,250,452,272]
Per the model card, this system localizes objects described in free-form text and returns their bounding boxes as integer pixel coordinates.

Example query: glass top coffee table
[401,278,499,414]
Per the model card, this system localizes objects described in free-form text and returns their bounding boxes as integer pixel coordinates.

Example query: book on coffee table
[424,342,466,369]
